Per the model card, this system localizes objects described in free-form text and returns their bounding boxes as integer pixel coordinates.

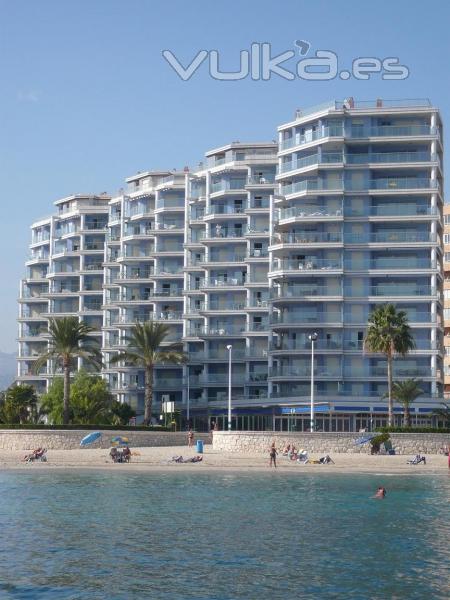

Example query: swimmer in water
[373,486,386,499]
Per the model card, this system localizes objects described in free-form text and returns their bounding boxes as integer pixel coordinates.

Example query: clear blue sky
[0,0,449,352]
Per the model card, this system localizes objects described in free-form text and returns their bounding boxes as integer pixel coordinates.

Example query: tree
[34,317,102,424]
[110,322,186,425]
[364,304,415,427]
[40,370,113,424]
[390,379,423,427]
[0,384,38,424]
[110,400,136,426]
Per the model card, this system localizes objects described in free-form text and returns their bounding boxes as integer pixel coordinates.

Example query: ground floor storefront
[186,405,444,432]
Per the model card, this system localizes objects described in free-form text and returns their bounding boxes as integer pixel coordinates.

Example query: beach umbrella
[111,436,129,446]
[80,431,102,447]
[354,433,376,446]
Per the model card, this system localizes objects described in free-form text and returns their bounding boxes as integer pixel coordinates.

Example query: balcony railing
[272,312,342,324]
[200,278,246,288]
[277,207,342,220]
[272,232,342,245]
[346,151,432,164]
[280,126,344,150]
[345,258,435,270]
[271,258,342,272]
[211,180,247,193]
[345,232,437,244]
[271,285,342,298]
[205,205,246,216]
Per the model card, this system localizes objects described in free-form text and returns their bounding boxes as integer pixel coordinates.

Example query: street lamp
[186,364,190,426]
[308,332,318,432]
[226,344,232,431]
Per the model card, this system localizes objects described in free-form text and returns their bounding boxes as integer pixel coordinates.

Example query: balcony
[280,125,344,151]
[211,180,247,193]
[272,312,342,325]
[270,367,341,378]
[200,278,246,289]
[277,207,342,221]
[345,232,437,244]
[367,177,439,191]
[355,125,434,138]
[281,179,343,196]
[270,339,342,352]
[270,258,342,272]
[345,258,436,271]
[346,151,433,164]
[279,152,344,173]
[207,253,247,264]
[368,204,437,218]
[188,325,246,337]
[121,311,183,324]
[367,285,437,297]
[271,284,342,298]
[205,205,246,216]
[272,232,342,245]
[205,227,248,240]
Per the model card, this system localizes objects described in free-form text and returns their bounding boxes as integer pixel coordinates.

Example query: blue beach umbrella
[80,432,102,447]
[354,433,376,446]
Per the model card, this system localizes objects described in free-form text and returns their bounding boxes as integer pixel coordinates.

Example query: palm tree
[364,304,415,427]
[390,379,423,427]
[110,322,186,425]
[34,317,102,424]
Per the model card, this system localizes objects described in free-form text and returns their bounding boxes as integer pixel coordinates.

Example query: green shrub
[377,426,450,434]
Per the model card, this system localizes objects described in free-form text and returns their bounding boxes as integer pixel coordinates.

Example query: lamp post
[308,332,318,432]
[227,344,232,431]
[186,365,190,426]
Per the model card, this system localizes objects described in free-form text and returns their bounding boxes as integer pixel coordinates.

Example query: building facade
[17,194,110,392]
[444,204,450,396]
[17,99,445,430]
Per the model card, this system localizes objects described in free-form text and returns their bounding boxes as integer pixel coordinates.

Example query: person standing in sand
[269,442,278,468]
[187,428,194,448]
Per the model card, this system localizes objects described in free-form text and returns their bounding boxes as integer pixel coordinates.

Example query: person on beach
[188,428,194,448]
[373,486,386,499]
[269,442,278,468]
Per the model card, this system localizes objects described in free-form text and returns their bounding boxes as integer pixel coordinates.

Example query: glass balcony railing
[368,285,436,297]
[277,206,343,220]
[206,227,248,239]
[368,204,436,217]
[211,180,247,193]
[208,253,247,263]
[368,178,438,191]
[271,258,342,272]
[272,312,342,325]
[190,208,205,220]
[346,151,432,164]
[279,152,344,173]
[270,339,342,351]
[272,232,342,245]
[188,325,246,336]
[344,258,435,270]
[271,285,342,298]
[200,278,246,288]
[270,367,341,378]
[205,205,246,216]
[344,312,438,324]
[345,232,437,244]
[118,268,154,279]
[281,179,343,195]
[366,125,433,137]
[280,126,344,150]
[247,175,276,185]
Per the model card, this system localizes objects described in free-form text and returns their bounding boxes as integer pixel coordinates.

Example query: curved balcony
[271,312,342,326]
[271,284,343,299]
[280,125,344,151]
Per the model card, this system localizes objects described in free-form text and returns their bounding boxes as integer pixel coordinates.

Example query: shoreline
[1,447,449,475]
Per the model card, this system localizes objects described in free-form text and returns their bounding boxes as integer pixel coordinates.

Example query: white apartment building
[17,194,110,392]
[17,99,445,431]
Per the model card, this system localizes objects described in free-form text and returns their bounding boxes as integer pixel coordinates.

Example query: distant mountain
[0,352,16,390]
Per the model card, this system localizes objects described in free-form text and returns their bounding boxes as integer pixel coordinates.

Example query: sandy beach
[1,446,449,474]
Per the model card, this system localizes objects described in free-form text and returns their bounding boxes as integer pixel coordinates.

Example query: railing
[365,125,433,137]
[280,126,344,150]
[281,179,343,195]
[249,199,270,209]
[279,152,343,172]
[200,278,246,288]
[188,326,246,336]
[247,176,276,185]
[345,258,435,270]
[155,223,183,230]
[121,312,183,323]
[368,204,436,217]
[124,227,153,237]
[345,232,436,244]
[206,227,248,239]
[83,263,103,271]
[249,249,269,258]
[346,151,432,164]
[247,322,269,332]
[84,222,108,230]
[211,180,247,193]
[367,285,436,297]
[82,302,103,311]
[190,208,205,220]
[272,312,342,324]
[272,232,342,244]
[117,269,155,279]
[368,178,438,191]
[277,207,342,220]
[270,339,342,351]
[205,205,246,216]
[208,253,247,263]
[270,367,341,378]
[271,258,342,271]
[271,285,342,298]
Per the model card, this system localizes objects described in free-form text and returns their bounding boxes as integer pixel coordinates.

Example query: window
[444,234,450,244]
[445,290,450,300]
[445,253,450,263]
[444,215,450,225]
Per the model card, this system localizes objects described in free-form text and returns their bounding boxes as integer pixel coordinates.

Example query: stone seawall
[213,432,450,455]
[0,430,211,451]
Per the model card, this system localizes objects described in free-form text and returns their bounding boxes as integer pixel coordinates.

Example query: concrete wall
[213,431,450,455]
[0,430,211,451]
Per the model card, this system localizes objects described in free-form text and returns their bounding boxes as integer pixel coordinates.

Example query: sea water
[0,471,449,599]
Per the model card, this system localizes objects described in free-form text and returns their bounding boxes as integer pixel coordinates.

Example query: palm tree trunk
[387,352,393,427]
[63,357,71,425]
[403,403,411,427]
[143,364,153,426]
